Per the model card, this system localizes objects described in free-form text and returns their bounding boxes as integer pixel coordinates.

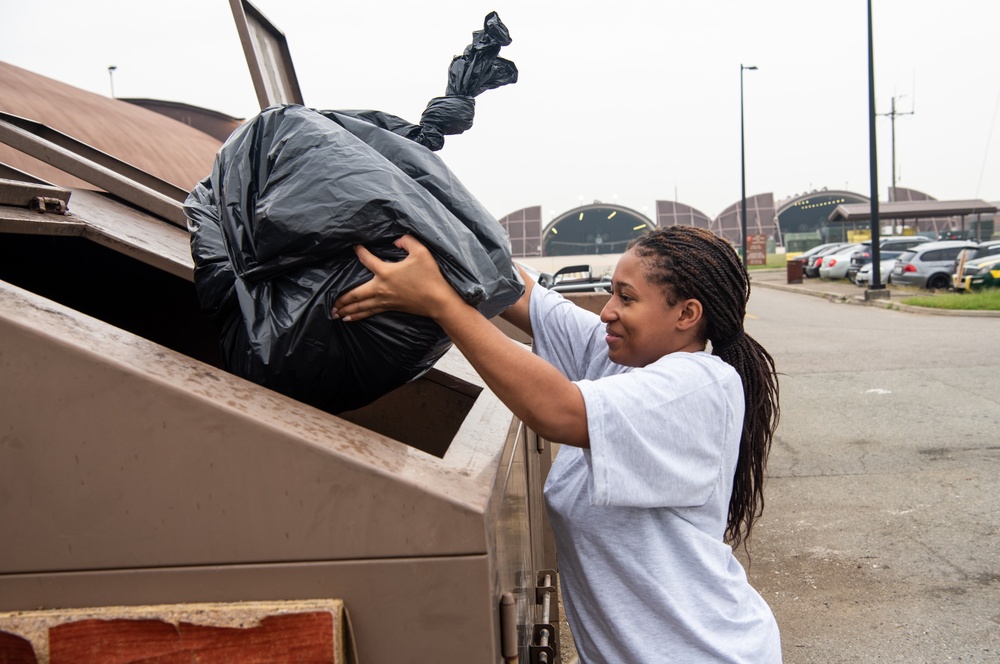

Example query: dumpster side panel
[0,281,493,572]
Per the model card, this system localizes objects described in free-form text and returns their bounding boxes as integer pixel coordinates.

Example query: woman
[333,225,782,662]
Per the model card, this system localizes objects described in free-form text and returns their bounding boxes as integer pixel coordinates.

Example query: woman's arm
[332,235,589,447]
[498,264,535,338]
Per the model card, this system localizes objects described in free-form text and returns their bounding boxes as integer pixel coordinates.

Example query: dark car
[949,240,1000,283]
[846,236,932,282]
[954,254,1000,291]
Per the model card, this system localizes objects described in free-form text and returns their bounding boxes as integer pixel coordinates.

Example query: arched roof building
[655,200,713,232]
[498,203,655,258]
[774,189,869,244]
[542,204,654,257]
[497,205,543,257]
[712,193,776,247]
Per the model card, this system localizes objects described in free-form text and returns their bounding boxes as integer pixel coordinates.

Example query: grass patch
[900,288,1000,310]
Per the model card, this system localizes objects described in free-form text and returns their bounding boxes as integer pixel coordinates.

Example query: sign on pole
[747,234,768,266]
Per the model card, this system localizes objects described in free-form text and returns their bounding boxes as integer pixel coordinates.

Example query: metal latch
[530,570,558,664]
[30,196,67,214]
[0,177,70,214]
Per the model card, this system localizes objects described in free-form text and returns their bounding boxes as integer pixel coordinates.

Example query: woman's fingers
[332,249,380,320]
[332,238,413,321]
[332,234,451,322]
[353,243,384,274]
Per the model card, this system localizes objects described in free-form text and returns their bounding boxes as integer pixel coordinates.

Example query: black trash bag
[184,14,522,414]
[339,11,518,152]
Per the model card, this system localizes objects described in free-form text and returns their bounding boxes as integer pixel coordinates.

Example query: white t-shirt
[532,286,782,663]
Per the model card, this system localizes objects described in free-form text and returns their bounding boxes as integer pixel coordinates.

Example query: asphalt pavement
[738,280,1000,663]
[554,271,998,663]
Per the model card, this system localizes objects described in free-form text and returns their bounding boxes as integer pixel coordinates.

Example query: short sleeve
[530,286,615,381]
[576,353,743,509]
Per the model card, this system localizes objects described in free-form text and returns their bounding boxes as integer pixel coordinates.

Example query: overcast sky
[2,0,999,222]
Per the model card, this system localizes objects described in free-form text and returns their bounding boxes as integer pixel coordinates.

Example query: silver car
[818,243,864,280]
[892,241,979,290]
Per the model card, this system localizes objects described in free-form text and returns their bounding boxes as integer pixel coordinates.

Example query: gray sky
[2,0,999,223]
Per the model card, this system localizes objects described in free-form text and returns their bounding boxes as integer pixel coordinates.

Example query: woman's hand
[332,234,460,322]
[334,235,589,447]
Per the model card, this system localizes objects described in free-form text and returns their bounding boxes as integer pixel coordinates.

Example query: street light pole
[865,0,889,300]
[740,64,757,267]
[108,65,118,98]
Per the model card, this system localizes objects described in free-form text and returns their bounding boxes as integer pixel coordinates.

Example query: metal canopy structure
[828,199,997,222]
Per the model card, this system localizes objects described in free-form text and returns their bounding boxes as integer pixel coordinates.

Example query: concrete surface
[555,272,999,663]
[740,280,999,663]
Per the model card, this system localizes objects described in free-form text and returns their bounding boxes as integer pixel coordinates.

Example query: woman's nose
[599,299,617,323]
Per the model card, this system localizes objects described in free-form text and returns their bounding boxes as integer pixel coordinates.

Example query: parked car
[957,239,1000,261]
[515,262,612,293]
[891,240,979,290]
[515,261,553,288]
[853,251,902,286]
[549,264,612,293]
[846,236,932,282]
[794,242,847,270]
[953,253,1000,292]
[949,240,1000,288]
[818,243,864,280]
[804,242,851,278]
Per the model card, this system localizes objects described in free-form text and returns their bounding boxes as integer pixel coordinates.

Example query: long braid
[628,226,780,551]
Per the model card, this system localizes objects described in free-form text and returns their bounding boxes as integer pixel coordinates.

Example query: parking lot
[737,281,1000,662]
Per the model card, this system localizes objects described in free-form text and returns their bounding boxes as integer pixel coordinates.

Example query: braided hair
[627,226,780,551]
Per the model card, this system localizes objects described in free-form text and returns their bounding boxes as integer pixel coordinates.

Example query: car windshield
[898,250,917,262]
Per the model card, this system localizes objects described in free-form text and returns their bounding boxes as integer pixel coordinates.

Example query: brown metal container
[0,180,557,662]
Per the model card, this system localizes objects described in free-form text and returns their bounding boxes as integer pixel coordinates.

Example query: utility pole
[877,94,914,203]
[739,64,758,267]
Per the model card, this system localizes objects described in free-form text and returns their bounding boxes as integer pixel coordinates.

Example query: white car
[853,251,902,286]
[818,243,864,280]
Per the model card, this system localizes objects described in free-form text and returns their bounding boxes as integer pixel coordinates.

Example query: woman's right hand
[332,234,460,323]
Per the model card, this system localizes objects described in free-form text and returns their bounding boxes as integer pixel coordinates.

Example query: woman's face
[599,250,702,367]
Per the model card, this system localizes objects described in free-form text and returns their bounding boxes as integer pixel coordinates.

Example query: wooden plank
[0,600,355,664]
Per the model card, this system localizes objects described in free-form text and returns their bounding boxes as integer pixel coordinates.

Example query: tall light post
[108,65,118,98]
[740,64,757,267]
[865,0,888,297]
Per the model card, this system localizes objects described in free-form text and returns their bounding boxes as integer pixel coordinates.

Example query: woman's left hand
[332,234,458,322]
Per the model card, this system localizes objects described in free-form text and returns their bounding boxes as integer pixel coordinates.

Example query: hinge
[530,570,559,664]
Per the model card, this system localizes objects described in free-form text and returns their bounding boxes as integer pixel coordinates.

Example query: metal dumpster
[0,161,558,660]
